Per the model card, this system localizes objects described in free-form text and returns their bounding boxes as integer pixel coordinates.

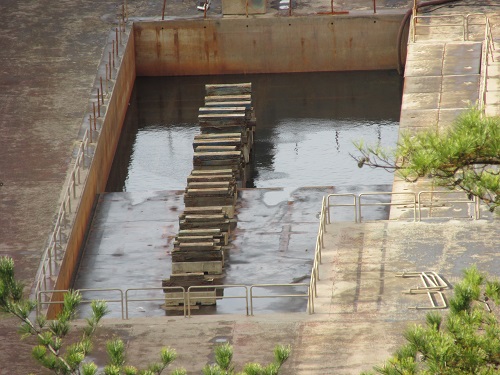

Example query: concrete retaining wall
[48,32,137,318]
[134,14,404,76]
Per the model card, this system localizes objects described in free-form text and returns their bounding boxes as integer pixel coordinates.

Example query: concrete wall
[48,32,137,318]
[134,14,404,76]
[222,0,266,15]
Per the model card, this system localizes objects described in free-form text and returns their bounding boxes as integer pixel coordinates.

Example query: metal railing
[417,191,479,220]
[322,191,482,223]
[125,287,186,319]
[33,129,91,306]
[479,17,496,113]
[359,192,417,222]
[411,13,488,43]
[37,288,124,319]
[308,194,330,314]
[36,283,311,319]
[186,285,249,317]
[249,284,310,315]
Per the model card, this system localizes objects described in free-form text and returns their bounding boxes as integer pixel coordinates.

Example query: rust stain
[173,29,180,64]
[155,27,162,59]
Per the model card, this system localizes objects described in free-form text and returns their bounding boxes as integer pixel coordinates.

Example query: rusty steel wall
[134,14,404,76]
[47,31,137,318]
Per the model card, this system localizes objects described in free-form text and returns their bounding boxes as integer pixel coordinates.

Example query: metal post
[109,53,112,80]
[115,28,119,55]
[100,77,104,104]
[288,0,291,16]
[112,41,115,68]
[246,0,248,17]
[162,0,166,20]
[105,63,109,94]
[373,0,376,13]
[97,89,101,117]
[89,116,93,143]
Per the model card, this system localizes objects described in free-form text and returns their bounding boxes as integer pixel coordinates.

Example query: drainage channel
[74,70,403,318]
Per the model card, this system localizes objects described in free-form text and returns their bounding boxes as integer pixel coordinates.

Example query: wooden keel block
[205,83,252,96]
[172,261,223,275]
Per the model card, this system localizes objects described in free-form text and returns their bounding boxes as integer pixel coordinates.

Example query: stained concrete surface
[17,220,500,374]
[74,185,392,318]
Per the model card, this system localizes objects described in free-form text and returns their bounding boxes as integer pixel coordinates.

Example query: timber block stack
[163,83,255,309]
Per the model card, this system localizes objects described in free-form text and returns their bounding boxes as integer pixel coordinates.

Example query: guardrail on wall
[33,129,91,304]
[411,13,488,43]
[37,283,311,320]
[323,191,481,223]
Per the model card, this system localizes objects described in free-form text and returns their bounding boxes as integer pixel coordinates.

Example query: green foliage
[1,256,290,375]
[273,345,290,365]
[365,266,500,374]
[353,108,500,210]
[215,342,234,371]
[107,338,126,367]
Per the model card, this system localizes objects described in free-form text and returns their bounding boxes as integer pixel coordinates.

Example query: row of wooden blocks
[163,83,255,307]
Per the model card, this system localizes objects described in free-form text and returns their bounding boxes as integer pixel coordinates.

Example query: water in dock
[76,71,403,317]
[106,71,403,194]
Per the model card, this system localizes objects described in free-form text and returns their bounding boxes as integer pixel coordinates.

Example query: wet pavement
[74,185,393,318]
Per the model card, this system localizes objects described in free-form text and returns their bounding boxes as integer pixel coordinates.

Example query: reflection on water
[106,71,403,192]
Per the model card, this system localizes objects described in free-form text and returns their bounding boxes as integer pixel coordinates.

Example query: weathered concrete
[390,10,500,220]
[0,0,499,374]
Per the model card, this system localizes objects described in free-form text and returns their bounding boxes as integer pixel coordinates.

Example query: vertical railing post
[373,0,376,13]
[162,0,166,20]
[89,115,93,143]
[100,77,104,104]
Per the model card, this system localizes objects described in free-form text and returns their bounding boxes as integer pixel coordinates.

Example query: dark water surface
[106,71,403,192]
[81,71,403,317]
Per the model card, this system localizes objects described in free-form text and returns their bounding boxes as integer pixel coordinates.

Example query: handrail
[33,128,91,309]
[411,13,488,43]
[249,283,310,315]
[326,193,357,223]
[359,192,417,222]
[36,283,312,319]
[417,190,476,221]
[37,288,124,319]
[125,287,186,319]
[186,285,249,317]
[478,17,495,114]
[308,194,330,313]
